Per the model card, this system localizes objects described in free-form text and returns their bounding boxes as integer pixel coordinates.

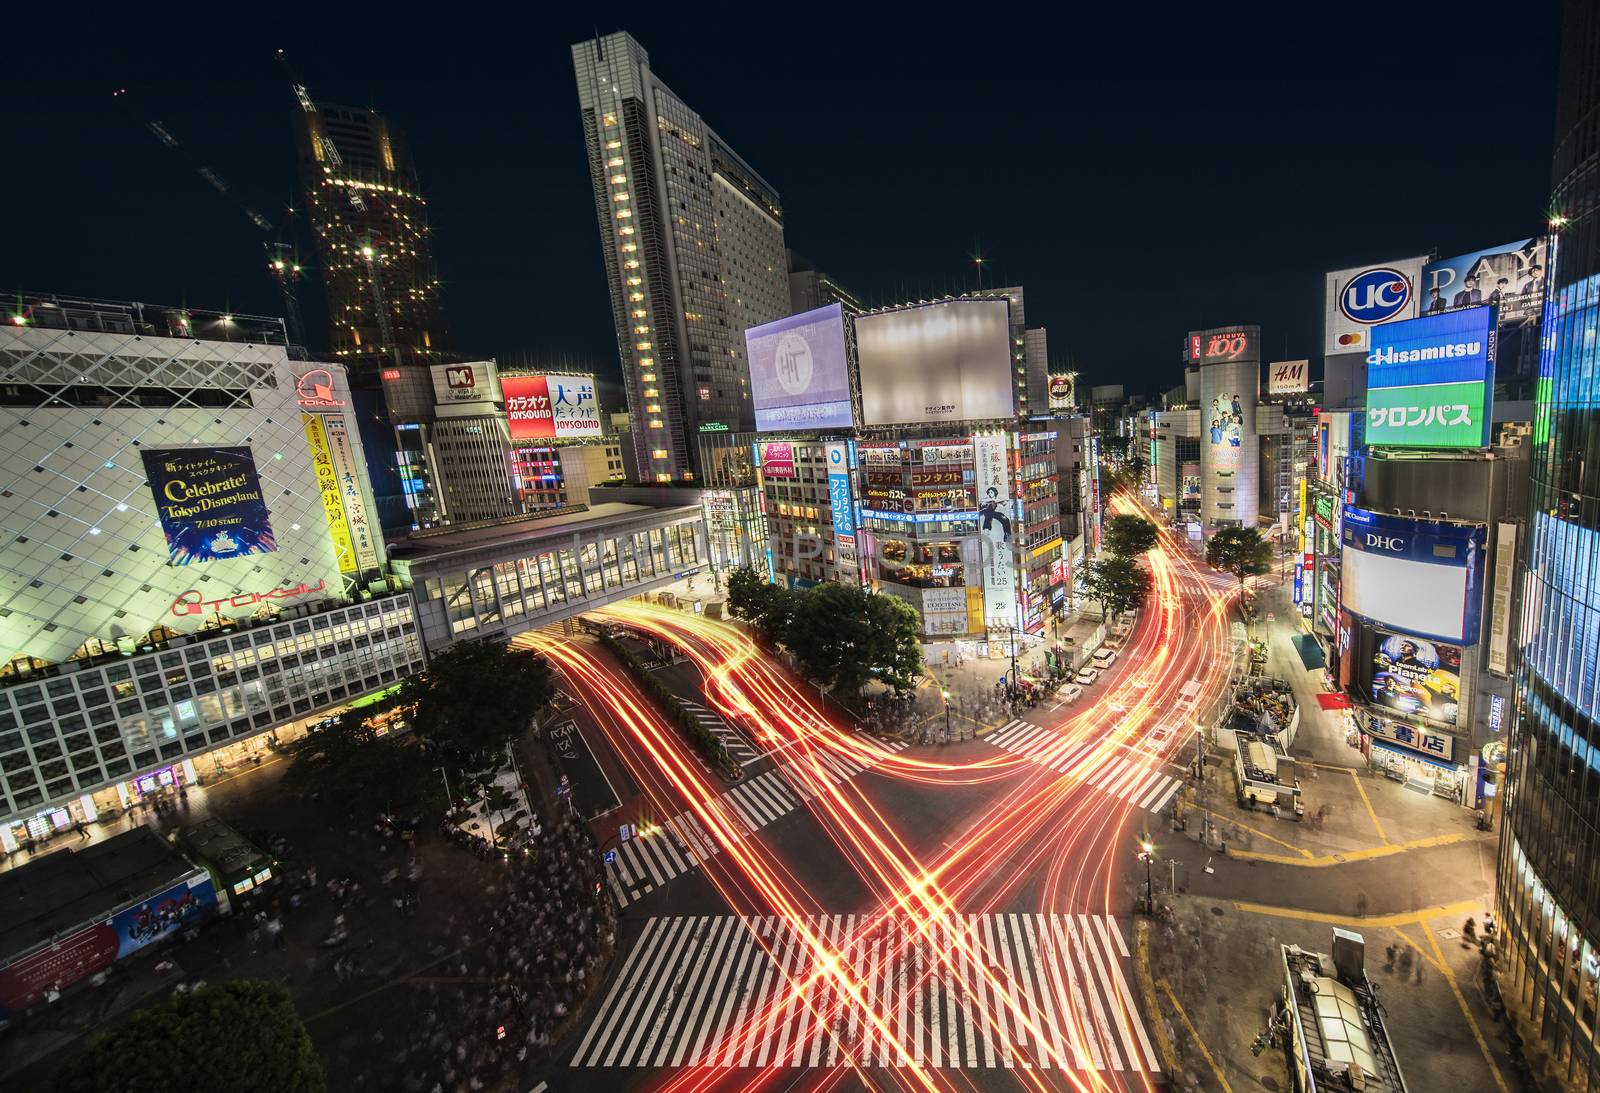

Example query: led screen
[857,300,1014,426]
[1340,506,1484,643]
[1365,306,1495,448]
[1368,629,1462,726]
[1524,512,1600,723]
[745,304,852,432]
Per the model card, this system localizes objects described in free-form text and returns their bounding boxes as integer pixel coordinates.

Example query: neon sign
[171,580,327,618]
[294,369,344,408]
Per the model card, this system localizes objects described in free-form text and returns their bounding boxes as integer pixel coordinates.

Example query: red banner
[503,376,554,440]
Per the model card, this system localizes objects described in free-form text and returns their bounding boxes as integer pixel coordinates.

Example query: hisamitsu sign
[1365,306,1495,448]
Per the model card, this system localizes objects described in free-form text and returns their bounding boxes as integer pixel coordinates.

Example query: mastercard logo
[1336,332,1366,347]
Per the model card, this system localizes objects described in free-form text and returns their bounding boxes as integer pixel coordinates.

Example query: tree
[50,980,324,1093]
[784,583,923,698]
[726,565,798,644]
[1080,555,1150,622]
[861,592,924,694]
[401,639,554,769]
[1104,513,1159,558]
[282,710,440,821]
[1205,525,1275,592]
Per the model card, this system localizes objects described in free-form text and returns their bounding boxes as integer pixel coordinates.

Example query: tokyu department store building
[0,297,423,850]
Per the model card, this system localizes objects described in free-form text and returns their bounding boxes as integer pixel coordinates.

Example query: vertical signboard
[825,441,855,542]
[302,415,357,574]
[323,415,381,572]
[973,433,1016,628]
[1487,521,1517,676]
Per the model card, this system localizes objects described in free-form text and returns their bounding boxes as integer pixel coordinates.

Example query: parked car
[1092,649,1118,669]
[1061,683,1084,703]
[1075,666,1100,686]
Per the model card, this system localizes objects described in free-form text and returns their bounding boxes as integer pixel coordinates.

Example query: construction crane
[112,87,307,348]
[275,49,399,362]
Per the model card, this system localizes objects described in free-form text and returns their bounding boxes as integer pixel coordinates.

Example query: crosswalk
[681,699,761,768]
[608,741,908,908]
[985,720,1182,815]
[570,912,1159,1073]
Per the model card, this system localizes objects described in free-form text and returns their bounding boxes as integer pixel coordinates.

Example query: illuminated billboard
[1368,629,1461,726]
[1324,258,1425,354]
[1047,373,1076,412]
[1523,513,1600,723]
[1340,506,1484,644]
[857,299,1014,426]
[745,303,852,432]
[1420,238,1546,322]
[1267,360,1309,395]
[503,374,601,439]
[973,433,1016,627]
[429,361,502,410]
[1364,306,1495,448]
[141,447,277,566]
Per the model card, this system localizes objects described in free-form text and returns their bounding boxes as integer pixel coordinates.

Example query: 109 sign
[1204,333,1250,361]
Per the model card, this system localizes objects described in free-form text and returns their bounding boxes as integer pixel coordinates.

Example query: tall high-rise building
[572,32,790,483]
[292,102,447,376]
[787,250,863,315]
[1497,3,1600,1082]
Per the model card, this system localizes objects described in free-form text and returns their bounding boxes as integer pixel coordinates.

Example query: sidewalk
[1254,583,1362,768]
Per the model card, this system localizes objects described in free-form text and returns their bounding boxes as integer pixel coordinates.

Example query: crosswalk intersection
[608,741,908,908]
[680,699,762,769]
[570,912,1160,1073]
[985,720,1182,815]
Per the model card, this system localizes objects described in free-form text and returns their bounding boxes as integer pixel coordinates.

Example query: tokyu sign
[1364,306,1495,449]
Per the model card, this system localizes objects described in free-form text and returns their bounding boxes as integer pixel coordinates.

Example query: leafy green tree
[481,784,518,847]
[50,981,325,1093]
[401,639,554,769]
[1104,513,1159,558]
[282,711,440,821]
[1080,555,1150,622]
[784,583,922,697]
[726,565,798,643]
[1205,525,1275,593]
[862,592,924,694]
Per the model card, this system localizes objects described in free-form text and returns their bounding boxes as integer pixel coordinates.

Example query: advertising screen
[973,433,1016,628]
[1369,629,1461,726]
[1324,258,1426,354]
[1523,513,1600,723]
[1205,390,1248,468]
[141,447,276,566]
[1421,238,1546,322]
[302,416,357,575]
[745,303,852,432]
[1365,306,1495,448]
[1047,373,1076,412]
[1340,506,1484,643]
[503,374,601,439]
[759,442,796,479]
[429,361,502,409]
[825,442,855,541]
[857,300,1014,426]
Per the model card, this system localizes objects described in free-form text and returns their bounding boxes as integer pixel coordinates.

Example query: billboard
[973,433,1016,628]
[1204,389,1248,468]
[745,303,852,432]
[1340,506,1484,644]
[1369,629,1461,726]
[1047,373,1076,412]
[759,441,796,479]
[1188,328,1257,364]
[1324,258,1425,354]
[1365,306,1495,449]
[141,447,276,566]
[857,299,1014,426]
[323,415,381,572]
[1267,360,1309,395]
[503,374,601,439]
[303,415,357,575]
[429,361,502,409]
[825,441,855,541]
[1421,238,1546,322]
[0,874,215,1016]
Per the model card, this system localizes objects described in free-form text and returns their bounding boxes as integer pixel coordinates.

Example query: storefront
[1361,712,1468,805]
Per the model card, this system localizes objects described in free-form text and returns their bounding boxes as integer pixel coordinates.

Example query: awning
[1316,692,1352,711]
[1292,633,1325,670]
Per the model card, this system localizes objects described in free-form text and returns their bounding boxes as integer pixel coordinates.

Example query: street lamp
[941,689,953,741]
[1138,836,1155,914]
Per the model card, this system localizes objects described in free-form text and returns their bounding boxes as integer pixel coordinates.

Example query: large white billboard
[1341,549,1470,644]
[1324,258,1426,355]
[745,303,852,432]
[857,299,1014,426]
[973,432,1016,629]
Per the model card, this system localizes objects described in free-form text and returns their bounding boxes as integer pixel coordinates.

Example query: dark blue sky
[5,5,1562,399]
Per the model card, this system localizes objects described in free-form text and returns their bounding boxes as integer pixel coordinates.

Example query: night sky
[5,6,1562,403]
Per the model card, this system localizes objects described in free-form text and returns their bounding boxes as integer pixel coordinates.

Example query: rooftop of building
[1282,941,1407,1093]
[387,502,701,565]
[6,292,294,352]
[0,826,198,960]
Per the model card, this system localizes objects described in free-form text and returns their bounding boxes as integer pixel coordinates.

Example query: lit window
[642,372,656,382]
[656,472,672,482]
[616,209,633,219]
[628,292,644,302]
[610,174,627,184]
[626,277,642,286]
[636,341,652,350]
[631,308,646,318]
[652,449,670,459]
[612,193,629,203]
[624,259,640,270]
[606,140,621,150]
[649,419,665,428]
[606,157,624,167]
[644,388,659,397]
[634,324,649,334]
[603,113,617,126]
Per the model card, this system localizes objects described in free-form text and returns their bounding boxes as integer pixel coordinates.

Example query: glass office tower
[1497,2,1600,1084]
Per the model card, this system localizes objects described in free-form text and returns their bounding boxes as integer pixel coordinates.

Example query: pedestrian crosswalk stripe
[570,913,1158,1072]
[608,741,908,907]
[986,721,1179,815]
[681,700,762,768]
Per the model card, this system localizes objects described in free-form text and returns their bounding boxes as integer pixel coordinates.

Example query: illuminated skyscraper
[1497,1,1600,1082]
[572,32,790,482]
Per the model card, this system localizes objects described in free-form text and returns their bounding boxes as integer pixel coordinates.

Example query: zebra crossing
[608,742,908,908]
[569,912,1159,1073]
[681,699,762,768]
[986,720,1182,815]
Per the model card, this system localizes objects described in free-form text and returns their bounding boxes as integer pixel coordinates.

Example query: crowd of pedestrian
[354,813,616,1093]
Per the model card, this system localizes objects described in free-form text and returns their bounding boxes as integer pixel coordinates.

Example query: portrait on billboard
[1421,239,1546,323]
[1371,631,1461,726]
[1207,394,1244,450]
[141,447,277,566]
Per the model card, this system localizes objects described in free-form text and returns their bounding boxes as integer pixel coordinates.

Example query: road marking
[1230,898,1482,929]
[1422,916,1512,1093]
[681,699,762,768]
[984,720,1179,815]
[1158,977,1234,1093]
[609,740,909,907]
[1347,768,1391,845]
[1227,830,1475,868]
[571,913,1156,1071]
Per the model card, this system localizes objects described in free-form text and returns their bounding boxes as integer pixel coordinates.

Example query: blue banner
[142,447,277,565]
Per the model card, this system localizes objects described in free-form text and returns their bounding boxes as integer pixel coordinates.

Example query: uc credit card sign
[1365,305,1495,448]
